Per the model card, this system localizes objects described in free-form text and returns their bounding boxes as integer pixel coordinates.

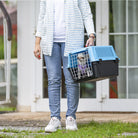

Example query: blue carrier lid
[67,45,119,68]
[88,45,119,62]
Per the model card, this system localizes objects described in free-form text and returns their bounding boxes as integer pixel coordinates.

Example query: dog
[77,52,93,79]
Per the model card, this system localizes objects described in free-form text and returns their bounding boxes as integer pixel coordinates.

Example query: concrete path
[0,112,138,127]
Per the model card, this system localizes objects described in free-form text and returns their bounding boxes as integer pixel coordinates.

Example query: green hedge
[0,35,17,59]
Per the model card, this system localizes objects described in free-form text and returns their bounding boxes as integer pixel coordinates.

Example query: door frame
[31,0,105,112]
[100,0,138,112]
[31,0,138,113]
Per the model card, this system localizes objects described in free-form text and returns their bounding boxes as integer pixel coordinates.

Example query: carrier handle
[115,58,119,63]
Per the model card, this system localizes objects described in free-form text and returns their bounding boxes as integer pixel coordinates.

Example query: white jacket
[35,0,95,56]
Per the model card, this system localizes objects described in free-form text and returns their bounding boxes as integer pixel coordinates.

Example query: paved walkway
[0,112,138,137]
[0,112,138,127]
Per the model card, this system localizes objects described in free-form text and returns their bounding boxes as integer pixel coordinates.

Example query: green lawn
[0,121,138,138]
[0,106,16,112]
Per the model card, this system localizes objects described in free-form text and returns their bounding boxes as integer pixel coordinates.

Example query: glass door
[32,0,138,112]
[33,0,103,112]
[42,0,101,112]
[102,0,138,112]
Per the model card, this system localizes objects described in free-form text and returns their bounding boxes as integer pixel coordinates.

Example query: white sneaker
[66,116,78,131]
[45,117,61,133]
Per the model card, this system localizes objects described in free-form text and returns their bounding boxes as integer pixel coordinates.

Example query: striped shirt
[35,0,95,56]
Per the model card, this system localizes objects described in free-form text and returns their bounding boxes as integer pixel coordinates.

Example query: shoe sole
[66,127,78,131]
[45,126,62,133]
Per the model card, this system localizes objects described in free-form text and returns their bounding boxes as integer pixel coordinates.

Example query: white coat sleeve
[35,0,46,38]
[78,0,95,36]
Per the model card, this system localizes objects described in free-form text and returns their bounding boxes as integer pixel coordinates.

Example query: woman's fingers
[85,38,94,47]
[35,52,41,60]
[34,47,41,60]
[38,48,41,56]
[85,40,89,47]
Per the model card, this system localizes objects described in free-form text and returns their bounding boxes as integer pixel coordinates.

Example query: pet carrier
[68,46,119,82]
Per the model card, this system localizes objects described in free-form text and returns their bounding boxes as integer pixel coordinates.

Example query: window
[109,0,138,99]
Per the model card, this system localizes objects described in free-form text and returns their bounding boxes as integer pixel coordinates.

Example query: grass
[0,121,138,138]
[0,106,16,112]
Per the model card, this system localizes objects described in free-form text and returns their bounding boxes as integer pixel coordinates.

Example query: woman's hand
[34,37,41,60]
[85,33,95,47]
[34,44,41,60]
[85,37,94,47]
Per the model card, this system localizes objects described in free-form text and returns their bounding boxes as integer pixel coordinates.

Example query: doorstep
[0,112,138,127]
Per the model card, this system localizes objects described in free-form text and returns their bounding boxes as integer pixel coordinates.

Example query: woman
[34,0,95,132]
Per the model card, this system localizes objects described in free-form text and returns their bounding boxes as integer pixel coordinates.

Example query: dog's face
[77,53,85,63]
